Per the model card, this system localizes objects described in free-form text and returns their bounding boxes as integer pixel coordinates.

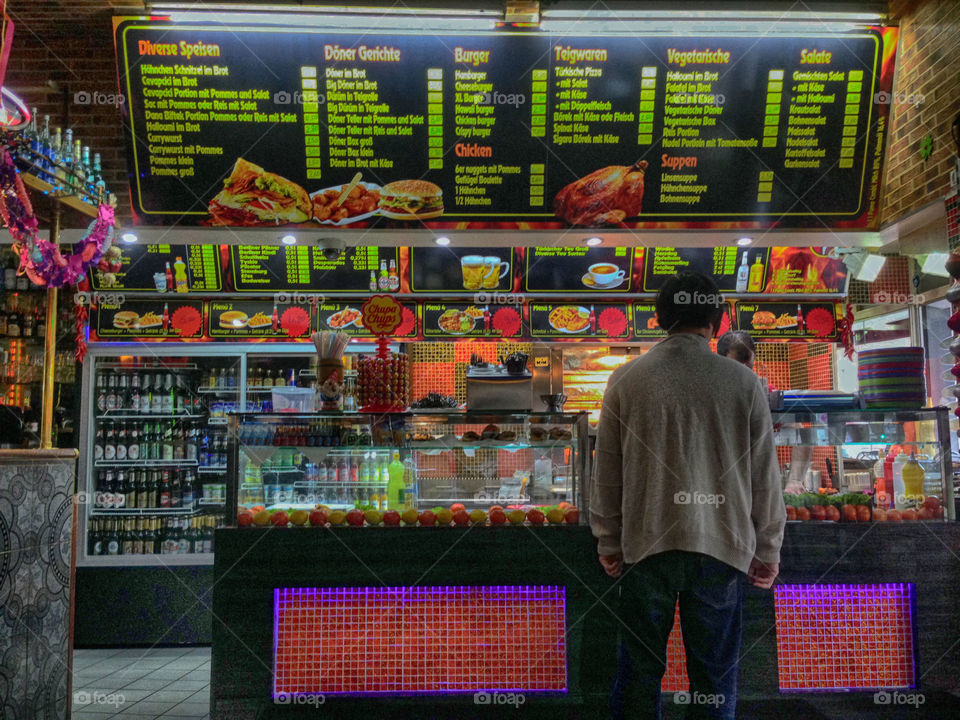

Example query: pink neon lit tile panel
[274,586,567,696]
[775,583,916,691]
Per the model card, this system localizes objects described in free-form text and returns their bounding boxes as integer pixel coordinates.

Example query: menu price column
[762,69,784,150]
[428,68,444,170]
[301,66,322,180]
[530,70,547,138]
[840,70,864,169]
[638,67,657,146]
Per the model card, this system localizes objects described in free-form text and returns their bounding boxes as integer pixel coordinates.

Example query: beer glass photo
[461,255,486,290]
[482,256,510,289]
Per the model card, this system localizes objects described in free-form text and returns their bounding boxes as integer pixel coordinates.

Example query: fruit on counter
[249,505,266,515]
[507,509,526,525]
[237,510,254,527]
[900,509,918,522]
[872,507,887,522]
[824,506,840,523]
[419,510,438,527]
[527,509,546,525]
[365,510,383,526]
[271,511,290,527]
[785,506,797,521]
[346,509,365,527]
[383,510,401,527]
[328,510,347,526]
[289,509,309,526]
[453,510,470,527]
[809,505,826,522]
[435,508,453,526]
[309,509,328,527]
[469,509,487,525]
[856,505,871,522]
[840,505,858,523]
[558,501,572,511]
[795,507,810,522]
[401,509,419,525]
[489,508,507,525]
[564,507,580,524]
[489,505,504,513]
[450,503,466,513]
[886,509,902,522]
[253,510,271,526]
[546,508,565,525]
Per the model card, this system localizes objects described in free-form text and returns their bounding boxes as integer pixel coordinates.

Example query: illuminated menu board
[93,300,204,339]
[524,247,636,293]
[90,244,221,291]
[207,300,312,339]
[736,301,840,339]
[229,246,398,293]
[528,302,630,340]
[115,19,895,229]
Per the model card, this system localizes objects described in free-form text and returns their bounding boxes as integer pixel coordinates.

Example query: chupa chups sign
[361,295,403,337]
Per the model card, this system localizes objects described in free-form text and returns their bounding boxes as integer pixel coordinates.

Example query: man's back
[591,332,784,574]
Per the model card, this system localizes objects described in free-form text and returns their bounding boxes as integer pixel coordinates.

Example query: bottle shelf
[198,498,226,506]
[197,466,228,474]
[95,459,199,467]
[91,506,200,516]
[207,417,229,425]
[96,413,204,421]
[196,387,240,395]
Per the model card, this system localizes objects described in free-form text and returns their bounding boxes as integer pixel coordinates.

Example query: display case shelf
[95,459,199,467]
[198,466,228,474]
[96,413,204,420]
[197,387,240,394]
[91,506,199,516]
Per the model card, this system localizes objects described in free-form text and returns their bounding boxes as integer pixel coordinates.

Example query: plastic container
[271,386,316,412]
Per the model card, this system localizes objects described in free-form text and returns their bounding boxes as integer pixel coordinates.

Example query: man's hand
[599,553,623,578]
[747,558,779,589]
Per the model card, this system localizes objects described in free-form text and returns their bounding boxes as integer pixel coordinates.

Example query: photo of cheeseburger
[750,310,777,330]
[378,179,444,220]
[112,311,139,329]
[219,310,249,329]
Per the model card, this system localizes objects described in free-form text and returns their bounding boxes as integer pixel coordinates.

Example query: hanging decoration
[835,302,855,360]
[0,148,116,288]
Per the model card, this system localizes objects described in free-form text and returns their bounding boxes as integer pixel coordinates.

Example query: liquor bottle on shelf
[159,471,172,508]
[115,470,128,508]
[378,259,389,290]
[81,145,93,201]
[62,128,74,190]
[162,373,174,414]
[203,516,215,553]
[50,127,64,190]
[132,518,145,555]
[121,519,135,555]
[388,259,399,291]
[106,520,121,555]
[116,424,128,460]
[94,426,105,462]
[183,472,195,508]
[147,471,159,508]
[127,425,140,461]
[73,139,86,200]
[274,369,286,388]
[140,373,152,414]
[6,299,20,338]
[89,520,102,556]
[37,115,52,182]
[103,424,116,461]
[178,519,191,554]
[161,423,174,460]
[171,470,182,507]
[263,369,274,388]
[136,470,148,509]
[21,307,34,338]
[92,152,105,198]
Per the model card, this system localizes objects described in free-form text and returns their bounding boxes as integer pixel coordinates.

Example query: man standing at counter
[591,271,785,720]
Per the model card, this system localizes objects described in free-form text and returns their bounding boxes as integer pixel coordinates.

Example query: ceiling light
[855,254,886,282]
[281,234,297,245]
[921,252,951,277]
[737,237,753,246]
[434,236,450,246]
[584,237,603,246]
[121,232,138,244]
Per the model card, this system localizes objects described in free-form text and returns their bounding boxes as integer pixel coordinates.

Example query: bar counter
[211,522,960,720]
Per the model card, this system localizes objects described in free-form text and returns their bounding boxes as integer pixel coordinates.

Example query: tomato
[270,511,290,527]
[872,507,887,522]
[824,506,840,522]
[237,511,254,527]
[901,509,918,522]
[450,503,466,513]
[308,510,328,527]
[452,510,471,527]
[527,509,546,525]
[840,505,858,523]
[382,510,401,526]
[886,509,902,523]
[810,505,826,521]
[786,506,797,521]
[489,509,507,525]
[564,507,580,524]
[346,509,365,527]
[795,507,811,521]
[856,505,872,522]
[418,510,437,527]
[922,496,941,511]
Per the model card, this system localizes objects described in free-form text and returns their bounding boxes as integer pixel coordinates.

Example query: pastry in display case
[227,411,588,527]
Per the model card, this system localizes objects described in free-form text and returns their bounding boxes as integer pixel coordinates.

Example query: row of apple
[237,504,581,528]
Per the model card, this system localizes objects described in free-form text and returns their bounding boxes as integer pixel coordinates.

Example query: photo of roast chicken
[553,160,649,226]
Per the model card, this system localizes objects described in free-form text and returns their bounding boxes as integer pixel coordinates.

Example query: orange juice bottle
[901,452,925,508]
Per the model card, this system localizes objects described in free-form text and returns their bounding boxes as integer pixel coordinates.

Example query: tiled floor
[72,647,210,719]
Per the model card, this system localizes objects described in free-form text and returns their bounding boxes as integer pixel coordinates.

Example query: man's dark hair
[655,271,725,332]
[717,330,756,364]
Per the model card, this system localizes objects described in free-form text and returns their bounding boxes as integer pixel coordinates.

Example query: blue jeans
[611,551,743,720]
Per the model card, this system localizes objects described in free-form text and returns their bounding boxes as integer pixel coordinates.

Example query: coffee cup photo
[587,263,625,286]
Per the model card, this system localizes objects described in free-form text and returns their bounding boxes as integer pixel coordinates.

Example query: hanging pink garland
[0,148,115,288]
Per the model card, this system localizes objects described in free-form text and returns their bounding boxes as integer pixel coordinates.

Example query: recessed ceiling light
[435,236,450,246]
[737,237,753,246]
[281,234,297,245]
[121,232,138,243]
[585,237,603,246]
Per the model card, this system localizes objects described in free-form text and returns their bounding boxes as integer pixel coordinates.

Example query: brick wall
[6,17,132,222]
[881,0,960,225]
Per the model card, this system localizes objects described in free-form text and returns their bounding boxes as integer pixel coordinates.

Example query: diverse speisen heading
[114,17,896,230]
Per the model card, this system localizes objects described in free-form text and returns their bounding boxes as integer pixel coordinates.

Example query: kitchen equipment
[504,351,529,375]
[466,374,532,411]
[804,469,821,493]
[541,393,568,413]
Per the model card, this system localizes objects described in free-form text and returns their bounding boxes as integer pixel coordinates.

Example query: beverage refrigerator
[73,342,376,646]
